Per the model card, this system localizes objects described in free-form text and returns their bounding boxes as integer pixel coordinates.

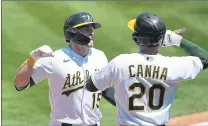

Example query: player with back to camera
[14,12,116,126]
[85,12,208,126]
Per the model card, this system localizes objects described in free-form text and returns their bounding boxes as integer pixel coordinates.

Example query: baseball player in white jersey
[14,12,116,126]
[85,12,208,126]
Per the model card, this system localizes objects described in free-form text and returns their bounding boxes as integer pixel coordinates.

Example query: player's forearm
[102,87,116,106]
[180,39,208,69]
[86,76,116,106]
[14,62,33,87]
[86,76,99,92]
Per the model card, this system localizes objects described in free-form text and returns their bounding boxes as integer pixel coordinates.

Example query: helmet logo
[86,15,93,22]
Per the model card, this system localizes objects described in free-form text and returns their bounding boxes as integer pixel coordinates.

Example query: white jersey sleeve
[31,57,53,83]
[100,51,108,67]
[168,56,203,82]
[91,57,118,91]
[16,57,53,91]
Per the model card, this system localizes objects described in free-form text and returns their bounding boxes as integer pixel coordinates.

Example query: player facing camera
[14,11,116,126]
[63,12,101,48]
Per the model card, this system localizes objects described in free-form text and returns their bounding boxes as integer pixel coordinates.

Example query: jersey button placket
[81,57,87,125]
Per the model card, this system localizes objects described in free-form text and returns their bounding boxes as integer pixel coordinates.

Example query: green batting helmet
[63,12,101,45]
[128,12,166,46]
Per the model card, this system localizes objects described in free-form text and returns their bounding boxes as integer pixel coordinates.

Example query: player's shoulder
[52,47,64,55]
[52,46,71,59]
[110,53,139,67]
[35,46,69,66]
[37,48,63,63]
[161,55,202,68]
[113,53,143,61]
[164,55,200,61]
[90,48,108,62]
[90,47,106,57]
[114,53,129,60]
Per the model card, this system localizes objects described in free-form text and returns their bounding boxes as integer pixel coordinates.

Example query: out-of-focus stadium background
[2,1,208,126]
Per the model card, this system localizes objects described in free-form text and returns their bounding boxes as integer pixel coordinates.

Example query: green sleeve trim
[180,39,208,70]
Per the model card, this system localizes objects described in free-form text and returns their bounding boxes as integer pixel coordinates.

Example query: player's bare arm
[14,45,53,88]
[14,61,33,88]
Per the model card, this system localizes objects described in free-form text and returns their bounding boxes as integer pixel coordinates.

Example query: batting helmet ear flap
[132,32,142,46]
[68,27,78,34]
[132,31,165,47]
[132,32,152,46]
[64,24,75,42]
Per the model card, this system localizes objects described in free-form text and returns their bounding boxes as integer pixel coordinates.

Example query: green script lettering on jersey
[62,68,100,97]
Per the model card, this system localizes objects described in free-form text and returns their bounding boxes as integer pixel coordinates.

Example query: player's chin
[87,40,94,48]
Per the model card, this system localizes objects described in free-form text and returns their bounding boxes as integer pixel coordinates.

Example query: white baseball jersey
[91,52,203,126]
[17,45,108,126]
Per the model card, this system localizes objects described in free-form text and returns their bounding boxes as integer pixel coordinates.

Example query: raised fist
[162,29,185,47]
[30,45,53,61]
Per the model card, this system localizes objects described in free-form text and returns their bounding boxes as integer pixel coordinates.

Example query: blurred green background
[2,1,208,126]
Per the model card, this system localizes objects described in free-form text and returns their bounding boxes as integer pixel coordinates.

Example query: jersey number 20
[128,82,165,111]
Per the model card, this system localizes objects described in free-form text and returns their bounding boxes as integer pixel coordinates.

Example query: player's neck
[69,43,89,57]
[139,46,159,55]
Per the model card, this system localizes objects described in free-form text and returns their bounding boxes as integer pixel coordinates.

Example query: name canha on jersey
[92,52,203,126]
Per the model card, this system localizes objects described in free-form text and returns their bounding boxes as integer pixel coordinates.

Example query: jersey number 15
[92,92,102,109]
[128,82,165,111]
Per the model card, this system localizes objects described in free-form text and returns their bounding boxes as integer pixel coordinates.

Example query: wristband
[26,56,35,68]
